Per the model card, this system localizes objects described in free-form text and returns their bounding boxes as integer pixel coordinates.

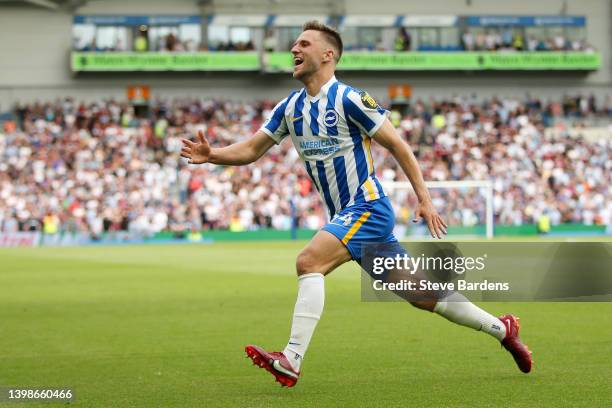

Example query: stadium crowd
[460,30,593,52]
[74,26,593,54]
[0,94,610,235]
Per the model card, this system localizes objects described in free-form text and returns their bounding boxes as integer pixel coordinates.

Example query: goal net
[382,180,494,240]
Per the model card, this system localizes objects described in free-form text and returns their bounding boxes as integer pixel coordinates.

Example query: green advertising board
[71,51,600,72]
[71,52,260,71]
[266,51,601,71]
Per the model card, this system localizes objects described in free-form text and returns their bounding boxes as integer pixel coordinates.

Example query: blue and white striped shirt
[260,76,388,219]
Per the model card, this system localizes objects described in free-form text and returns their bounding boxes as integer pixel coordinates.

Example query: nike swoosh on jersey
[291,115,303,122]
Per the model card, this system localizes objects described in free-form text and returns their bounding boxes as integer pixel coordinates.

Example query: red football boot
[245,345,300,387]
[499,314,533,373]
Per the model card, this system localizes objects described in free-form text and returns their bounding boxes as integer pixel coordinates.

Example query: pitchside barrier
[1,224,609,248]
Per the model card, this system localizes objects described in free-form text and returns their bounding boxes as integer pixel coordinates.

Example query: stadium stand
[0,0,610,241]
[71,14,594,53]
[1,95,610,235]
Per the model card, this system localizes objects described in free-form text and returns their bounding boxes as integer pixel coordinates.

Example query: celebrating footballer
[180,20,532,387]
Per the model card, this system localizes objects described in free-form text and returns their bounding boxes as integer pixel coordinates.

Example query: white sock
[283,273,325,372]
[433,291,506,341]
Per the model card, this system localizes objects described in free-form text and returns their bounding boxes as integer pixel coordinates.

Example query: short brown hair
[302,20,343,63]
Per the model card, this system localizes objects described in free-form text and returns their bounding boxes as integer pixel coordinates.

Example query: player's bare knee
[295,250,317,276]
[409,300,436,312]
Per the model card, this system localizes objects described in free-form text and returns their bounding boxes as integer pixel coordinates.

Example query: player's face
[290,30,327,81]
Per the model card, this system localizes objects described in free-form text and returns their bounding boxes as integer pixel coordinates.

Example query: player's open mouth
[294,56,304,67]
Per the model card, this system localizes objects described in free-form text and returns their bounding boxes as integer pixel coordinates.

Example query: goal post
[382,180,494,240]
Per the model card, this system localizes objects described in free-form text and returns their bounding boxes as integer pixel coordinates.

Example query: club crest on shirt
[360,91,378,109]
[324,109,339,127]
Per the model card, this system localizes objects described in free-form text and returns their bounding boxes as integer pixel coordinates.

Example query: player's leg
[384,265,508,342]
[282,230,351,371]
[358,198,532,372]
[430,291,531,371]
[422,290,531,372]
[245,229,351,386]
[373,254,532,373]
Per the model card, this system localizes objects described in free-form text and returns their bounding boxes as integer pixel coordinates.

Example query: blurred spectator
[395,28,411,51]
[512,32,524,51]
[264,29,278,52]
[134,27,148,52]
[164,32,179,51]
[43,212,60,235]
[461,31,474,51]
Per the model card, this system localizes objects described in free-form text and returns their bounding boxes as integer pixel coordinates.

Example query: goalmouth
[382,180,494,240]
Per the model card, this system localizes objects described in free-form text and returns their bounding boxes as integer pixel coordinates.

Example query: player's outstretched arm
[373,119,448,239]
[181,129,276,166]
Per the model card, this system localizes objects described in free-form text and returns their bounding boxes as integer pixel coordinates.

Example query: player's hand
[181,130,210,164]
[413,200,448,239]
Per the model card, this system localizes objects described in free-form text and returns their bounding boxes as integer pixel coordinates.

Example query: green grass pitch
[0,241,611,407]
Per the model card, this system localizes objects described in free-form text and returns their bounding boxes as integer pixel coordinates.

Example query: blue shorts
[322,196,404,265]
